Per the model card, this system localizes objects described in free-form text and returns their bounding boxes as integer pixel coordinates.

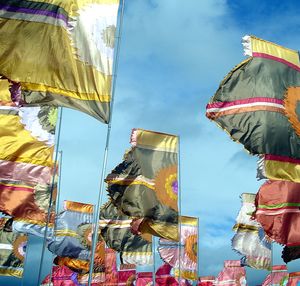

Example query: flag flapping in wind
[117,264,136,286]
[206,35,300,159]
[99,200,153,265]
[48,201,95,260]
[214,260,247,286]
[158,216,198,281]
[0,78,57,230]
[0,0,120,122]
[232,193,271,270]
[0,218,27,278]
[254,180,300,247]
[261,265,288,286]
[106,128,179,241]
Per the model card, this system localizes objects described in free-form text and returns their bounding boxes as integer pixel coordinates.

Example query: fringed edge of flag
[242,35,252,56]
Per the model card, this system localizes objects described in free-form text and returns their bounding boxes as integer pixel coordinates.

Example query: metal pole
[152,236,156,285]
[37,107,64,286]
[48,150,63,286]
[178,136,182,285]
[87,1,125,285]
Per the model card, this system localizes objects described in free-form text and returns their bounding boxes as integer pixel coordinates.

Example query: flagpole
[48,150,63,286]
[87,1,126,285]
[37,107,64,286]
[178,136,182,285]
[152,236,156,285]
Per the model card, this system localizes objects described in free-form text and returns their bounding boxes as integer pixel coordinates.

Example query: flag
[257,154,300,183]
[0,0,120,122]
[261,265,288,286]
[158,216,198,281]
[282,245,300,263]
[155,263,178,286]
[100,200,153,265]
[48,200,94,260]
[0,78,56,185]
[232,193,271,270]
[117,264,136,286]
[288,272,300,286]
[0,218,27,278]
[214,260,247,286]
[40,265,80,286]
[136,272,153,286]
[106,128,179,241]
[0,78,58,223]
[254,180,300,246]
[206,35,300,159]
[197,276,215,286]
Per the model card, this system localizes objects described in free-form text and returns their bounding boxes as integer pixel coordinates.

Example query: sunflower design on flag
[12,235,27,262]
[155,165,178,211]
[158,216,198,281]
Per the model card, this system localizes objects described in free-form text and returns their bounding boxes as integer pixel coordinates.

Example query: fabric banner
[158,216,198,281]
[0,218,27,278]
[257,154,300,183]
[106,128,179,241]
[254,180,300,246]
[261,265,288,286]
[288,272,300,286]
[197,276,215,286]
[214,260,247,286]
[136,272,153,286]
[155,263,178,286]
[0,0,120,122]
[100,200,153,265]
[40,265,80,286]
[117,264,136,286]
[232,193,271,270]
[48,201,94,260]
[206,35,300,159]
[282,245,300,263]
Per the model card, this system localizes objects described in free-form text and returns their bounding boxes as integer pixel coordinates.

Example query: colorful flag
[288,272,300,286]
[254,180,300,246]
[0,78,56,185]
[100,200,153,265]
[0,218,27,278]
[214,260,247,286]
[261,265,288,286]
[0,0,120,122]
[282,245,300,263]
[197,276,215,286]
[206,35,300,159]
[40,265,80,286]
[117,264,136,286]
[106,128,179,241]
[257,154,300,184]
[232,193,271,270]
[48,201,94,260]
[136,272,153,286]
[158,216,198,281]
[155,263,178,286]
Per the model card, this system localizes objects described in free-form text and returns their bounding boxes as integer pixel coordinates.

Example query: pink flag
[261,265,288,286]
[215,260,247,286]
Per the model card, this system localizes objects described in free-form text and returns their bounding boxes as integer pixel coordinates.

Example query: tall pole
[48,150,63,286]
[178,136,182,285]
[37,107,64,285]
[87,1,126,285]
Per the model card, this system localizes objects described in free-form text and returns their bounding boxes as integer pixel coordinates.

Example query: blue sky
[2,0,300,285]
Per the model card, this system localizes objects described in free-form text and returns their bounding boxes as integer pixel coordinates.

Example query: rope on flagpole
[37,107,64,286]
[87,0,126,285]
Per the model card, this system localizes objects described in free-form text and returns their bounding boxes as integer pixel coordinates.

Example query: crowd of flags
[0,0,300,285]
